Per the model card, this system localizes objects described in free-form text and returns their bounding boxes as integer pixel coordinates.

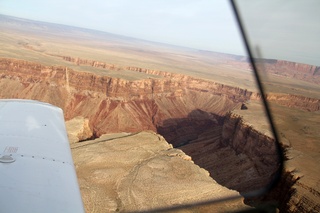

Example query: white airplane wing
[0,99,84,213]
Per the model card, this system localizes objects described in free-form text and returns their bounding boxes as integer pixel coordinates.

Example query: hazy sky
[236,0,320,66]
[0,0,246,55]
[0,0,319,65]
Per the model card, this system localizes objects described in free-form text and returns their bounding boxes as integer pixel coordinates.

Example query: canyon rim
[1,14,320,212]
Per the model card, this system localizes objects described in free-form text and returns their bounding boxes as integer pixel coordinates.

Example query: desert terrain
[0,14,320,212]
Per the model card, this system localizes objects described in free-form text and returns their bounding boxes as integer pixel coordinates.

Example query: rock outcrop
[258,59,320,84]
[220,113,280,192]
[266,94,320,112]
[231,100,320,212]
[0,57,251,139]
[224,57,320,84]
[71,131,249,212]
[66,116,93,143]
[180,112,280,195]
[57,55,320,112]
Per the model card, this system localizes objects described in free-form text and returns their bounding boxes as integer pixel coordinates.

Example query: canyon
[0,57,280,210]
[256,59,320,85]
[0,55,320,212]
[2,56,319,212]
[1,14,320,212]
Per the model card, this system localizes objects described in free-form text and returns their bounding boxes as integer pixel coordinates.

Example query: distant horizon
[0,13,247,57]
[1,13,320,67]
[0,0,247,56]
[3,13,320,69]
[236,0,320,67]
[1,0,319,66]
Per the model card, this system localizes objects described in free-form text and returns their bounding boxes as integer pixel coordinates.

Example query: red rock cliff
[263,60,320,82]
[220,112,280,192]
[0,58,251,138]
[58,55,320,112]
[228,58,320,84]
[3,57,318,212]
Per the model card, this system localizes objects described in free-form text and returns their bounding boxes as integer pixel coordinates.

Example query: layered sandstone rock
[265,94,320,112]
[220,113,280,192]
[231,100,320,212]
[180,112,280,195]
[66,116,93,143]
[71,131,249,212]
[258,59,320,84]
[224,57,320,84]
[0,58,250,138]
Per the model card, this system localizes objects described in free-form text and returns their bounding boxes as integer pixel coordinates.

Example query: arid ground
[1,14,319,212]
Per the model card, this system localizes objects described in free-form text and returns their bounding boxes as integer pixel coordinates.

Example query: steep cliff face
[59,55,254,100]
[58,55,320,112]
[180,112,280,195]
[220,113,280,192]
[250,93,320,112]
[261,60,320,84]
[255,169,320,212]
[265,94,320,112]
[0,58,250,139]
[225,58,320,84]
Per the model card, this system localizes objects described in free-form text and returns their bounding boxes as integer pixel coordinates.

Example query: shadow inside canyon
[157,109,225,148]
[156,109,281,197]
